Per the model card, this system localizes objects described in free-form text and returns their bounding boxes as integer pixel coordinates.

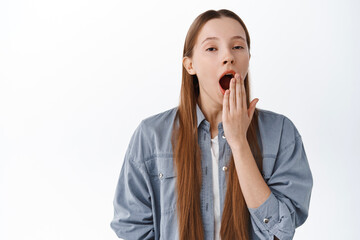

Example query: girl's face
[183,17,251,107]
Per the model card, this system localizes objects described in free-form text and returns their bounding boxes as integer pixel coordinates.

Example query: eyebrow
[201,35,246,45]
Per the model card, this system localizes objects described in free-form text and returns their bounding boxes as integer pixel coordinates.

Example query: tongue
[219,75,232,91]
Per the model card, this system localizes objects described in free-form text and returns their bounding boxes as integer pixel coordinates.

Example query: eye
[206,47,216,52]
[233,46,244,50]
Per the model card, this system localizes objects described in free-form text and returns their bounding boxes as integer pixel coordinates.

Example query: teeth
[226,73,233,76]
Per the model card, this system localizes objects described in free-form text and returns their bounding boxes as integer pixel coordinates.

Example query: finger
[249,98,259,121]
[223,89,230,115]
[241,75,247,109]
[235,73,242,110]
[230,77,236,113]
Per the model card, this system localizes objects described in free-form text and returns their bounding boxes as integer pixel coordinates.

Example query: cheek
[194,58,216,76]
[239,57,250,69]
[238,59,250,78]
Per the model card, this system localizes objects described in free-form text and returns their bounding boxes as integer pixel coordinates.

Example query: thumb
[248,98,259,121]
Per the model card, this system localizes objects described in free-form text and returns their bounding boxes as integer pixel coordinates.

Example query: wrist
[230,137,248,152]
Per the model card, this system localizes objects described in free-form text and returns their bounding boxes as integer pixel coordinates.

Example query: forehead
[196,17,246,44]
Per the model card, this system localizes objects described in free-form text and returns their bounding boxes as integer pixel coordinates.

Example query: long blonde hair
[171,9,263,239]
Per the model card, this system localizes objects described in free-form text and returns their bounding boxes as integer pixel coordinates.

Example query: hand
[222,73,259,150]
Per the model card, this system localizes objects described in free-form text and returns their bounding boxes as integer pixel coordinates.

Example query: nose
[222,50,235,65]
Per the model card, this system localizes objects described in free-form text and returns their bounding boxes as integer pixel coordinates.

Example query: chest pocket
[145,155,177,214]
[262,156,276,181]
[145,155,177,178]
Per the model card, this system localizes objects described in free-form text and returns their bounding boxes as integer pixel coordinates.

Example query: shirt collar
[196,102,206,128]
[196,102,224,131]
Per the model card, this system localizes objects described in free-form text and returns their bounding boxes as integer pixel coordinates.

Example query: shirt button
[263,218,269,223]
[222,166,228,172]
[222,134,226,139]
[159,173,163,179]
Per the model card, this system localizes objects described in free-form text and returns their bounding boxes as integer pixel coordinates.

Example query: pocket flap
[145,155,177,178]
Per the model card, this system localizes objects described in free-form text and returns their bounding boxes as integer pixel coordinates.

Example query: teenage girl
[111,9,313,240]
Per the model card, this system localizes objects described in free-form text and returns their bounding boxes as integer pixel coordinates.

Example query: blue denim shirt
[110,104,313,240]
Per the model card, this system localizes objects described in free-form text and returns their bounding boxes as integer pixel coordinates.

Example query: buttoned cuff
[248,192,279,231]
[248,192,295,240]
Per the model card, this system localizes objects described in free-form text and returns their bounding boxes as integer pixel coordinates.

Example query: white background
[1,0,359,239]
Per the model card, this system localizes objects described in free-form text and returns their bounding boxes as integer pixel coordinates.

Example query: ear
[249,52,251,60]
[183,56,196,75]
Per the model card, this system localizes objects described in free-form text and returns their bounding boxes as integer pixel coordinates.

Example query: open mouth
[219,73,234,94]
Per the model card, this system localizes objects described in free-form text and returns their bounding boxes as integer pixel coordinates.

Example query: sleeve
[110,123,155,240]
[248,118,313,240]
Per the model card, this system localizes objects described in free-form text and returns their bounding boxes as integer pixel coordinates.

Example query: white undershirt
[210,135,221,240]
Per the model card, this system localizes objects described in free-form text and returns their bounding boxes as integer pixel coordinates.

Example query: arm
[110,123,155,240]
[110,152,155,239]
[222,73,313,239]
[232,138,271,209]
[254,135,312,239]
[234,135,313,240]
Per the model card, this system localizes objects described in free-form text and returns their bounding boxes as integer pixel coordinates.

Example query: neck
[197,96,223,138]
